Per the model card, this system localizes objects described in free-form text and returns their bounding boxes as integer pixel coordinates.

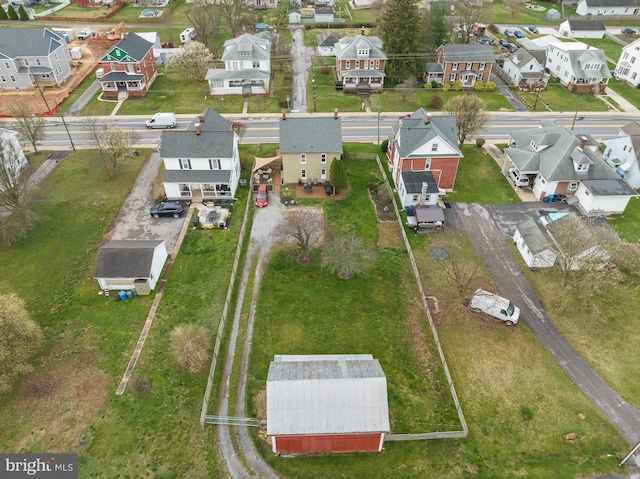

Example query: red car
[255,185,268,208]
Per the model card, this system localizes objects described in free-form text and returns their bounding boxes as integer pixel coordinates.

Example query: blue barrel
[546,195,554,203]
[119,290,127,301]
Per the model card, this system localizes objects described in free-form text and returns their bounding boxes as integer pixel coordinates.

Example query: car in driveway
[499,38,509,47]
[255,184,268,208]
[469,288,520,325]
[508,168,530,187]
[528,26,539,33]
[151,202,186,218]
[514,30,525,38]
[478,38,495,45]
[504,29,514,38]
[622,27,637,34]
[506,43,519,53]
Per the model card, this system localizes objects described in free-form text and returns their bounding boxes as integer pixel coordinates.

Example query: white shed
[93,240,168,294]
[513,217,557,268]
[180,27,196,43]
[69,46,83,60]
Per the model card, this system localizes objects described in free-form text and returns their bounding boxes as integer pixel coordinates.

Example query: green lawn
[607,78,640,110]
[517,80,613,113]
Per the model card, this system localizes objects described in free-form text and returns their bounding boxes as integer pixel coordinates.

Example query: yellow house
[279,115,343,184]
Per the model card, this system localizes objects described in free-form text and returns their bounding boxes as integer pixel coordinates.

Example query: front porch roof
[341,69,386,78]
[100,71,144,82]
[164,170,231,183]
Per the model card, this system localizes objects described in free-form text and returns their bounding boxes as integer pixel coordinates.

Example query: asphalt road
[448,202,640,447]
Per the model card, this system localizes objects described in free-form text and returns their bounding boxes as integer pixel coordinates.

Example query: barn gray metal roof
[266,354,390,436]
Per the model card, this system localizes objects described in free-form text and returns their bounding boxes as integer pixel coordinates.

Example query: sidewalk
[604,86,639,112]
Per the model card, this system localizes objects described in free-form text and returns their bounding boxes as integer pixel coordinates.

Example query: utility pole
[312,76,317,113]
[377,97,380,146]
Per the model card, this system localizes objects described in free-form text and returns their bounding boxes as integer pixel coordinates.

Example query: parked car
[622,27,637,34]
[508,168,530,187]
[504,29,514,38]
[528,26,539,34]
[499,39,509,47]
[145,112,177,129]
[479,38,495,45]
[506,43,519,53]
[151,202,186,218]
[255,184,268,208]
[514,30,525,38]
[468,288,520,326]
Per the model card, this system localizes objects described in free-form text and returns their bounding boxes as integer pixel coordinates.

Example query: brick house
[425,44,494,88]
[335,28,387,93]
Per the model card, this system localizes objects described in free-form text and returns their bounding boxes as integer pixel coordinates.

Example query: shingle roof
[438,44,495,63]
[582,0,635,7]
[279,117,343,154]
[516,217,553,255]
[581,179,638,196]
[266,354,390,436]
[566,19,606,31]
[335,34,387,61]
[160,129,235,158]
[94,240,164,279]
[100,71,144,82]
[221,33,271,62]
[186,107,232,132]
[101,33,153,62]
[164,170,231,183]
[317,31,341,47]
[401,170,439,194]
[391,108,461,158]
[620,121,640,164]
[0,27,65,59]
[205,69,270,81]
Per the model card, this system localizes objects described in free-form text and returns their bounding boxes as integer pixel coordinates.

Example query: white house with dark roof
[502,49,549,91]
[614,38,640,87]
[93,240,168,294]
[0,27,72,91]
[559,19,606,38]
[316,31,341,56]
[545,41,610,92]
[426,44,495,88]
[160,108,240,201]
[266,354,390,455]
[279,115,343,184]
[98,33,156,98]
[513,217,557,269]
[205,33,271,96]
[576,0,639,15]
[504,122,637,215]
[601,121,640,188]
[335,28,387,92]
[398,170,442,208]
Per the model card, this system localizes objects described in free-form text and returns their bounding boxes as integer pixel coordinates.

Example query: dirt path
[289,27,314,113]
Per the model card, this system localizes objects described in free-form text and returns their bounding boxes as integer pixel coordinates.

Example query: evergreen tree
[0,6,9,20]
[424,3,448,52]
[378,0,423,83]
[7,5,18,20]
[329,158,347,194]
[18,4,29,20]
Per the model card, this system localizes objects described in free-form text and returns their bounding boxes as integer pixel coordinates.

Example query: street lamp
[286,95,290,110]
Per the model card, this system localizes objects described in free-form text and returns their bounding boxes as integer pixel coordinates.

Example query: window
[179,159,191,169]
[479,62,486,70]
[211,79,223,88]
[300,153,306,164]
[466,62,472,70]
[425,158,431,169]
[449,73,456,81]
[375,60,380,69]
[0,76,4,82]
[253,60,260,68]
[346,60,351,69]
[431,143,438,152]
[412,194,419,201]
[577,163,588,171]
[209,159,221,169]
[24,59,29,66]
[633,73,638,81]
[568,182,578,191]
[54,53,58,60]
[452,62,458,70]
[632,57,637,64]
[10,75,15,82]
[301,169,307,179]
[321,153,326,163]
[3,62,8,69]
[321,168,326,179]
[35,59,41,66]
[423,194,431,202]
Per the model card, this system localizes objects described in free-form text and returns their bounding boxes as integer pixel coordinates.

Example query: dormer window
[431,143,438,152]
[576,163,589,171]
[357,48,370,56]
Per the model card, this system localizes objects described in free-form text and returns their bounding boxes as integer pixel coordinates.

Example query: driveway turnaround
[449,202,640,446]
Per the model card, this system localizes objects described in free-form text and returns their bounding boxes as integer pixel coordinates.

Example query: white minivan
[468,288,520,325]
[508,168,530,188]
[145,112,177,129]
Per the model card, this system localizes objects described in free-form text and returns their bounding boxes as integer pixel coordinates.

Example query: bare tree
[185,0,222,46]
[274,208,324,263]
[611,241,640,275]
[215,0,246,37]
[397,77,418,103]
[321,233,376,279]
[10,101,46,154]
[454,0,485,44]
[83,118,139,180]
[445,95,488,147]
[169,324,210,373]
[231,121,248,140]
[165,41,215,81]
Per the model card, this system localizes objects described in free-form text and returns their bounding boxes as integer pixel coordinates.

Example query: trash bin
[126,290,133,298]
[119,290,127,301]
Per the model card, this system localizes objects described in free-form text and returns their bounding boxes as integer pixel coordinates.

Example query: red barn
[98,33,157,99]
[387,108,463,192]
[266,354,390,455]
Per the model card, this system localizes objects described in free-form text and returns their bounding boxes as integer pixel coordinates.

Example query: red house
[334,28,387,93]
[98,33,157,99]
[266,354,390,455]
[387,108,463,192]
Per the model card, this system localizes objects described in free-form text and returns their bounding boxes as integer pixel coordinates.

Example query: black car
[150,202,186,218]
[499,39,509,47]
[479,38,495,45]
[622,27,637,34]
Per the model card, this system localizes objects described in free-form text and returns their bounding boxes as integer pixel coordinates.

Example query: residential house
[0,27,72,91]
[279,114,343,184]
[513,217,557,268]
[315,7,334,22]
[244,0,277,8]
[98,33,156,99]
[614,38,640,87]
[426,44,494,88]
[559,19,606,38]
[387,108,463,192]
[398,170,442,209]
[335,28,387,93]
[504,122,638,215]
[601,121,640,188]
[545,41,611,93]
[267,354,390,455]
[0,128,29,190]
[160,108,241,201]
[93,240,168,294]
[317,31,341,56]
[205,33,271,96]
[576,0,639,15]
[288,9,301,23]
[502,49,549,91]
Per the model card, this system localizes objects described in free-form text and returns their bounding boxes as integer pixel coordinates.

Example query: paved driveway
[448,202,640,447]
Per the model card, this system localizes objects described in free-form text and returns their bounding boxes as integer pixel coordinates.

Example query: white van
[145,112,177,129]
[468,288,520,325]
[180,28,196,44]
[508,168,530,188]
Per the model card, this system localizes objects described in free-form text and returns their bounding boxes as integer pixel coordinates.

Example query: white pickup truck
[468,288,520,325]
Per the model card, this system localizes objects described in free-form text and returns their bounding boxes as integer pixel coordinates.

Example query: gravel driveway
[289,26,315,113]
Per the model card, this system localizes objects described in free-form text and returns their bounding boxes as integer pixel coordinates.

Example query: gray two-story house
[0,27,72,91]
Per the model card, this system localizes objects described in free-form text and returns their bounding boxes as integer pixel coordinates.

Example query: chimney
[282,109,287,120]
[195,123,201,135]
[361,26,365,36]
[425,113,431,125]
[578,136,587,149]
[421,182,429,205]
[334,108,339,119]
[199,114,205,122]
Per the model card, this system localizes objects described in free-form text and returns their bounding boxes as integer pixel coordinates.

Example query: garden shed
[513,217,557,268]
[546,8,561,21]
[266,354,390,455]
[93,240,167,294]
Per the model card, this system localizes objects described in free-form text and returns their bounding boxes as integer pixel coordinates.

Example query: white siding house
[205,33,271,96]
[576,0,639,15]
[513,217,557,268]
[545,41,611,90]
[502,50,549,90]
[559,19,606,39]
[601,121,640,188]
[614,38,640,87]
